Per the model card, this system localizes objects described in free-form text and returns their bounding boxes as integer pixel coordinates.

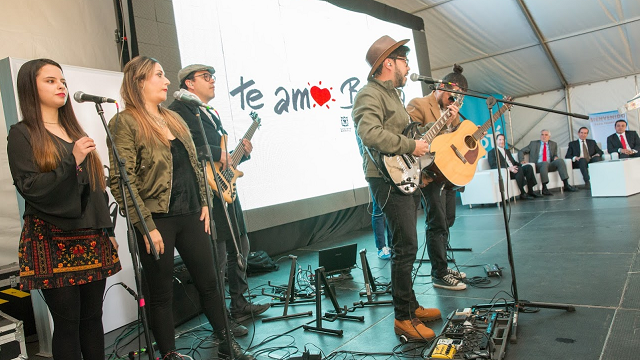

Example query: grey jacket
[518,140,559,163]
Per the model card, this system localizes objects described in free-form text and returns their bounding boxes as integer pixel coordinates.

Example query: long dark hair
[16,58,106,190]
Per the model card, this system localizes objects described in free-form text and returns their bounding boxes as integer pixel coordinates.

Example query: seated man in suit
[565,127,603,189]
[518,129,578,195]
[488,134,539,200]
[606,119,640,158]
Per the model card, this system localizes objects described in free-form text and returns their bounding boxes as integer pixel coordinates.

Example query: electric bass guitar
[379,95,464,195]
[426,98,513,187]
[206,111,261,203]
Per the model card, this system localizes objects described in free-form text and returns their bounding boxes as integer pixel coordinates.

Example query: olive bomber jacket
[106,110,207,233]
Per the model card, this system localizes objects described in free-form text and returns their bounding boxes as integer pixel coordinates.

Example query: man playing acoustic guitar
[406,65,467,291]
[169,64,270,336]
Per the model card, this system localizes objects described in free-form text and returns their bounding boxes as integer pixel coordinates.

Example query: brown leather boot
[394,318,436,340]
[415,306,442,322]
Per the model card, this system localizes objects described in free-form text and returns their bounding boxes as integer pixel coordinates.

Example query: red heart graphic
[310,86,331,106]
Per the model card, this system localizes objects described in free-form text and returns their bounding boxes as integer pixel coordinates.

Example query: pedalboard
[425,307,513,360]
[483,264,502,277]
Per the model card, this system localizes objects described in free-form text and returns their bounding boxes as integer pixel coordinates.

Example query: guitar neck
[472,102,512,141]
[421,97,464,144]
[230,120,260,167]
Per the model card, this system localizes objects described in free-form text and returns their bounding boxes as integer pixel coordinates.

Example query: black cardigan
[7,122,114,232]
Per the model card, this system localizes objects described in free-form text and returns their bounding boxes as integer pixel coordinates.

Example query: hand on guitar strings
[446,104,460,125]
[241,139,253,156]
[412,139,429,157]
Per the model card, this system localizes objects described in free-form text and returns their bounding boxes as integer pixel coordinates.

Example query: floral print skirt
[18,215,121,290]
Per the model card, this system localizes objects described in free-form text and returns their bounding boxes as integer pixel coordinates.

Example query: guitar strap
[364,146,394,185]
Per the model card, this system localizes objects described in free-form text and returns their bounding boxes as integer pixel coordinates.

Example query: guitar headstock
[249,111,261,126]
[503,96,513,109]
[453,94,464,108]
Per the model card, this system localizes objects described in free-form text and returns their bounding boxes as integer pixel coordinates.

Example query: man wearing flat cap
[352,36,441,341]
[168,64,269,336]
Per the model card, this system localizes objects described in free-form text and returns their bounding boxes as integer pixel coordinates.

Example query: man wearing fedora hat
[168,64,270,339]
[353,35,441,341]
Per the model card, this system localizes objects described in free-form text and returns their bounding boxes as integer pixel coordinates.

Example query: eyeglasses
[193,72,215,82]
[390,57,409,66]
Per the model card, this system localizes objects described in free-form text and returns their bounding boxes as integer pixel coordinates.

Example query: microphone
[173,89,212,109]
[410,73,445,84]
[73,91,116,104]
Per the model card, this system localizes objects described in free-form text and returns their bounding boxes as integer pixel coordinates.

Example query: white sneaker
[377,246,391,260]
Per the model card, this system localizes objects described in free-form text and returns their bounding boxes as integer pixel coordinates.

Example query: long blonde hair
[120,56,189,147]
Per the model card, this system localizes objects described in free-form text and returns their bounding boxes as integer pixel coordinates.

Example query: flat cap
[178,64,215,84]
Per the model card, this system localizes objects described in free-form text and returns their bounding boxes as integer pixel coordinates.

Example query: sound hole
[464,135,476,149]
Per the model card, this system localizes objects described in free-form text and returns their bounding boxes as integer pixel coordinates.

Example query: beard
[394,68,407,88]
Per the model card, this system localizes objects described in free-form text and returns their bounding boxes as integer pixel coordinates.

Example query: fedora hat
[366,35,409,79]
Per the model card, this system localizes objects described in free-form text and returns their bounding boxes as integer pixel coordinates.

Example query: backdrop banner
[589,110,627,150]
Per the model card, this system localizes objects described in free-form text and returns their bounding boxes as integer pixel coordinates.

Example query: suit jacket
[488,147,521,169]
[606,131,640,154]
[518,140,559,163]
[565,139,603,159]
[406,91,460,131]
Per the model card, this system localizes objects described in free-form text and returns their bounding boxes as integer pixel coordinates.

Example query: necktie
[620,134,627,150]
[582,141,590,162]
[542,142,548,162]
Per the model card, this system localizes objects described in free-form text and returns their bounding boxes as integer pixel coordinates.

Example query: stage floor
[27,186,640,359]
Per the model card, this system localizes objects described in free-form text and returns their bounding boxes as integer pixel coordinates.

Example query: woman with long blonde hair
[107,56,252,360]
[7,58,121,360]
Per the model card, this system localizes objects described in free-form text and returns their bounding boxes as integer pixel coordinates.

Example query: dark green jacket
[352,78,417,179]
[107,110,206,233]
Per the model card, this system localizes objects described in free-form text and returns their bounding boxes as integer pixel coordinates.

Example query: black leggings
[41,279,107,360]
[137,212,226,355]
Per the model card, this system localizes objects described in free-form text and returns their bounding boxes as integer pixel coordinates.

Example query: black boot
[563,179,578,192]
[217,330,255,360]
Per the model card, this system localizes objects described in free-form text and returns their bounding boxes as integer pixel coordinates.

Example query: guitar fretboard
[471,100,512,141]
[421,96,464,143]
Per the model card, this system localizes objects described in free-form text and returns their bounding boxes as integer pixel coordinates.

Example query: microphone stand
[420,84,578,343]
[216,132,246,272]
[188,108,235,360]
[95,102,156,360]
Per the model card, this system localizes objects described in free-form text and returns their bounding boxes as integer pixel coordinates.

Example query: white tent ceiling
[376,0,640,98]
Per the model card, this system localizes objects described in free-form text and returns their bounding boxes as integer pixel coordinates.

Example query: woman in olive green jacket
[107,56,252,360]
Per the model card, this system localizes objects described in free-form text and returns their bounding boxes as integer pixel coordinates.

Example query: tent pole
[565,86,574,141]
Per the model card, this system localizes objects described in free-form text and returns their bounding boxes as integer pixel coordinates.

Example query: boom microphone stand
[96,103,157,360]
[187,107,235,360]
[415,83,582,343]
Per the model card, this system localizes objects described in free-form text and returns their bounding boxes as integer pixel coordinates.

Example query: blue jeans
[369,186,392,249]
[368,178,421,320]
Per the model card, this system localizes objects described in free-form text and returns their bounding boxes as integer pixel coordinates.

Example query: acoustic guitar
[206,111,261,203]
[379,95,464,194]
[426,98,513,187]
